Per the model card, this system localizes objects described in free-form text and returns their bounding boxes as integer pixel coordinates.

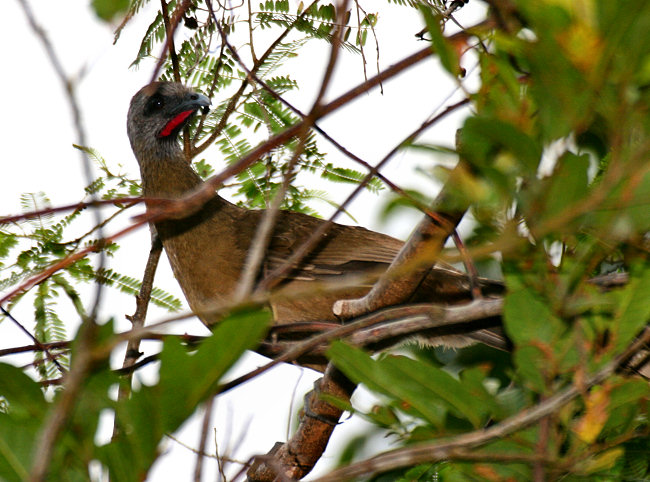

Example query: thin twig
[160,0,182,83]
[194,397,215,482]
[257,98,470,294]
[0,307,66,375]
[15,3,108,476]
[192,0,321,157]
[0,197,143,226]
[113,236,163,438]
[150,0,194,83]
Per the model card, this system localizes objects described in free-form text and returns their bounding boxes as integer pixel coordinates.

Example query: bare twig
[14,2,108,476]
[113,236,163,438]
[16,0,107,321]
[30,321,101,480]
[533,399,550,482]
[194,397,215,482]
[120,236,162,380]
[257,98,470,294]
[0,197,143,226]
[248,364,356,481]
[150,0,194,83]
[0,307,66,376]
[160,0,182,83]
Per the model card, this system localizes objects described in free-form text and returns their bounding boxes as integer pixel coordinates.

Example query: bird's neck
[133,140,248,321]
[134,141,203,199]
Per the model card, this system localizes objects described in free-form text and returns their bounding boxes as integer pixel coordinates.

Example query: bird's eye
[144,95,165,115]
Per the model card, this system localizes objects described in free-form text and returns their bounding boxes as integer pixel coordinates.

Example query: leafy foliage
[91,0,129,22]
[340,1,650,480]
[0,310,270,481]
[2,0,650,480]
[0,155,180,377]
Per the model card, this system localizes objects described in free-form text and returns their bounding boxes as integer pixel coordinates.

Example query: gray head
[127,82,210,162]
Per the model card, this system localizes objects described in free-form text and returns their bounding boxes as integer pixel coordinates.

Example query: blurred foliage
[0,152,181,379]
[1,0,650,480]
[330,1,650,480]
[91,0,130,21]
[0,310,269,481]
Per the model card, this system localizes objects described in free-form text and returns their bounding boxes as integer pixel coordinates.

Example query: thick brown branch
[247,365,356,481]
[333,157,472,318]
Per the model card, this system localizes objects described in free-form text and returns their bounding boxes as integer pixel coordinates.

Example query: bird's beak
[158,91,211,138]
[174,92,211,115]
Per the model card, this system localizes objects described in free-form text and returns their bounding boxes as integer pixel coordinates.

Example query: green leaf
[100,308,270,480]
[328,342,490,427]
[0,414,33,481]
[161,308,270,417]
[0,363,47,481]
[0,232,18,261]
[0,363,46,423]
[512,346,548,393]
[576,448,624,475]
[96,268,183,312]
[611,263,650,352]
[419,6,459,76]
[608,378,650,409]
[91,0,130,21]
[520,3,600,140]
[461,116,542,175]
[503,275,565,346]
[541,151,590,221]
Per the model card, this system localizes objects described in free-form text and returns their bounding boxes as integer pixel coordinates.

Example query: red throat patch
[158,110,194,137]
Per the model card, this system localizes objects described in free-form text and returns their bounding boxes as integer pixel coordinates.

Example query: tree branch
[333,136,472,318]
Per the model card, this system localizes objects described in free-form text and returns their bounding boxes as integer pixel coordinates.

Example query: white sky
[1,1,486,480]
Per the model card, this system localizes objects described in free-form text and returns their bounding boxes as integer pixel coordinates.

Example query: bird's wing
[263,210,404,281]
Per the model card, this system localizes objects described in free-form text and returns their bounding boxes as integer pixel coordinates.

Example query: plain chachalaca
[127,81,503,349]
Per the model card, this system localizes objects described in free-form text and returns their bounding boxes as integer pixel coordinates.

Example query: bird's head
[127,82,210,160]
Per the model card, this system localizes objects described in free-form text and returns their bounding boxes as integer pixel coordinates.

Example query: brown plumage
[127,82,504,347]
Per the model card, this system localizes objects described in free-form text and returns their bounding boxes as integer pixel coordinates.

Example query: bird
[127,81,505,353]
